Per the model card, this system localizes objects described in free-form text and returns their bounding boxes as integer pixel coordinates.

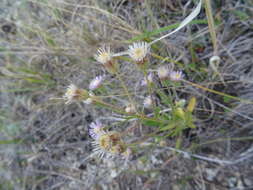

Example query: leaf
[0,139,22,145]
[160,123,177,131]
[126,20,207,43]
[187,97,197,113]
[24,77,50,85]
[149,0,203,45]
[142,119,162,127]
[45,37,56,47]
[18,67,38,75]
[0,87,42,93]
[231,10,250,21]
[223,96,232,103]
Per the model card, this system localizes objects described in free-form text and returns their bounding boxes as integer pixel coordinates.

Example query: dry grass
[0,0,253,189]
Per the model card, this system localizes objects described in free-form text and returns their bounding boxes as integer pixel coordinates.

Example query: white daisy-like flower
[141,73,153,86]
[157,66,170,80]
[169,71,183,81]
[128,41,149,62]
[94,46,113,65]
[125,104,136,114]
[89,120,105,140]
[89,75,104,91]
[91,131,126,159]
[143,95,153,108]
[63,84,82,104]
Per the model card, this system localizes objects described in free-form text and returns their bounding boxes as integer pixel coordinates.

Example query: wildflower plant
[2,0,253,189]
[62,0,205,159]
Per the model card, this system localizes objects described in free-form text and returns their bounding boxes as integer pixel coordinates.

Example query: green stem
[92,97,165,124]
[115,71,136,109]
[141,68,156,109]
[204,0,218,55]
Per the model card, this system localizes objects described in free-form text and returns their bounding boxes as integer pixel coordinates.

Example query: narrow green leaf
[0,139,22,145]
[126,20,207,43]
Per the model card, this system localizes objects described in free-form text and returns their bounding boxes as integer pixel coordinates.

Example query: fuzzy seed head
[128,42,149,62]
[89,75,104,91]
[170,71,183,81]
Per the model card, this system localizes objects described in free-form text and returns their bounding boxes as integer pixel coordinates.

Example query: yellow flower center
[101,53,110,61]
[134,48,144,58]
[99,135,111,150]
[98,132,121,151]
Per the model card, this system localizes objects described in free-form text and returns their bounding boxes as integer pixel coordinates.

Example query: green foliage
[126,19,208,43]
[1,64,56,91]
[231,10,250,21]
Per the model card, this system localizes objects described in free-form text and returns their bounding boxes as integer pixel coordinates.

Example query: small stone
[228,177,237,188]
[110,169,118,178]
[243,178,253,187]
[205,168,218,181]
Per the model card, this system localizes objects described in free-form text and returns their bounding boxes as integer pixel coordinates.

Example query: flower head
[125,103,136,114]
[89,120,105,139]
[63,84,86,104]
[89,75,104,91]
[95,46,118,73]
[94,46,113,65]
[143,95,153,108]
[157,66,170,80]
[141,73,153,86]
[91,131,126,159]
[128,42,149,62]
[169,70,183,81]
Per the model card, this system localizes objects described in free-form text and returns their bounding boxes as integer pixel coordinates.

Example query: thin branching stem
[115,71,137,109]
[92,97,166,124]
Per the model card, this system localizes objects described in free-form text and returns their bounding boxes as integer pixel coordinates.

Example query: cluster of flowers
[62,41,184,158]
[62,0,203,158]
[63,41,183,106]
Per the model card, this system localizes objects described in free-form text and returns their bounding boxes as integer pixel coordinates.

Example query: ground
[0,0,253,189]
